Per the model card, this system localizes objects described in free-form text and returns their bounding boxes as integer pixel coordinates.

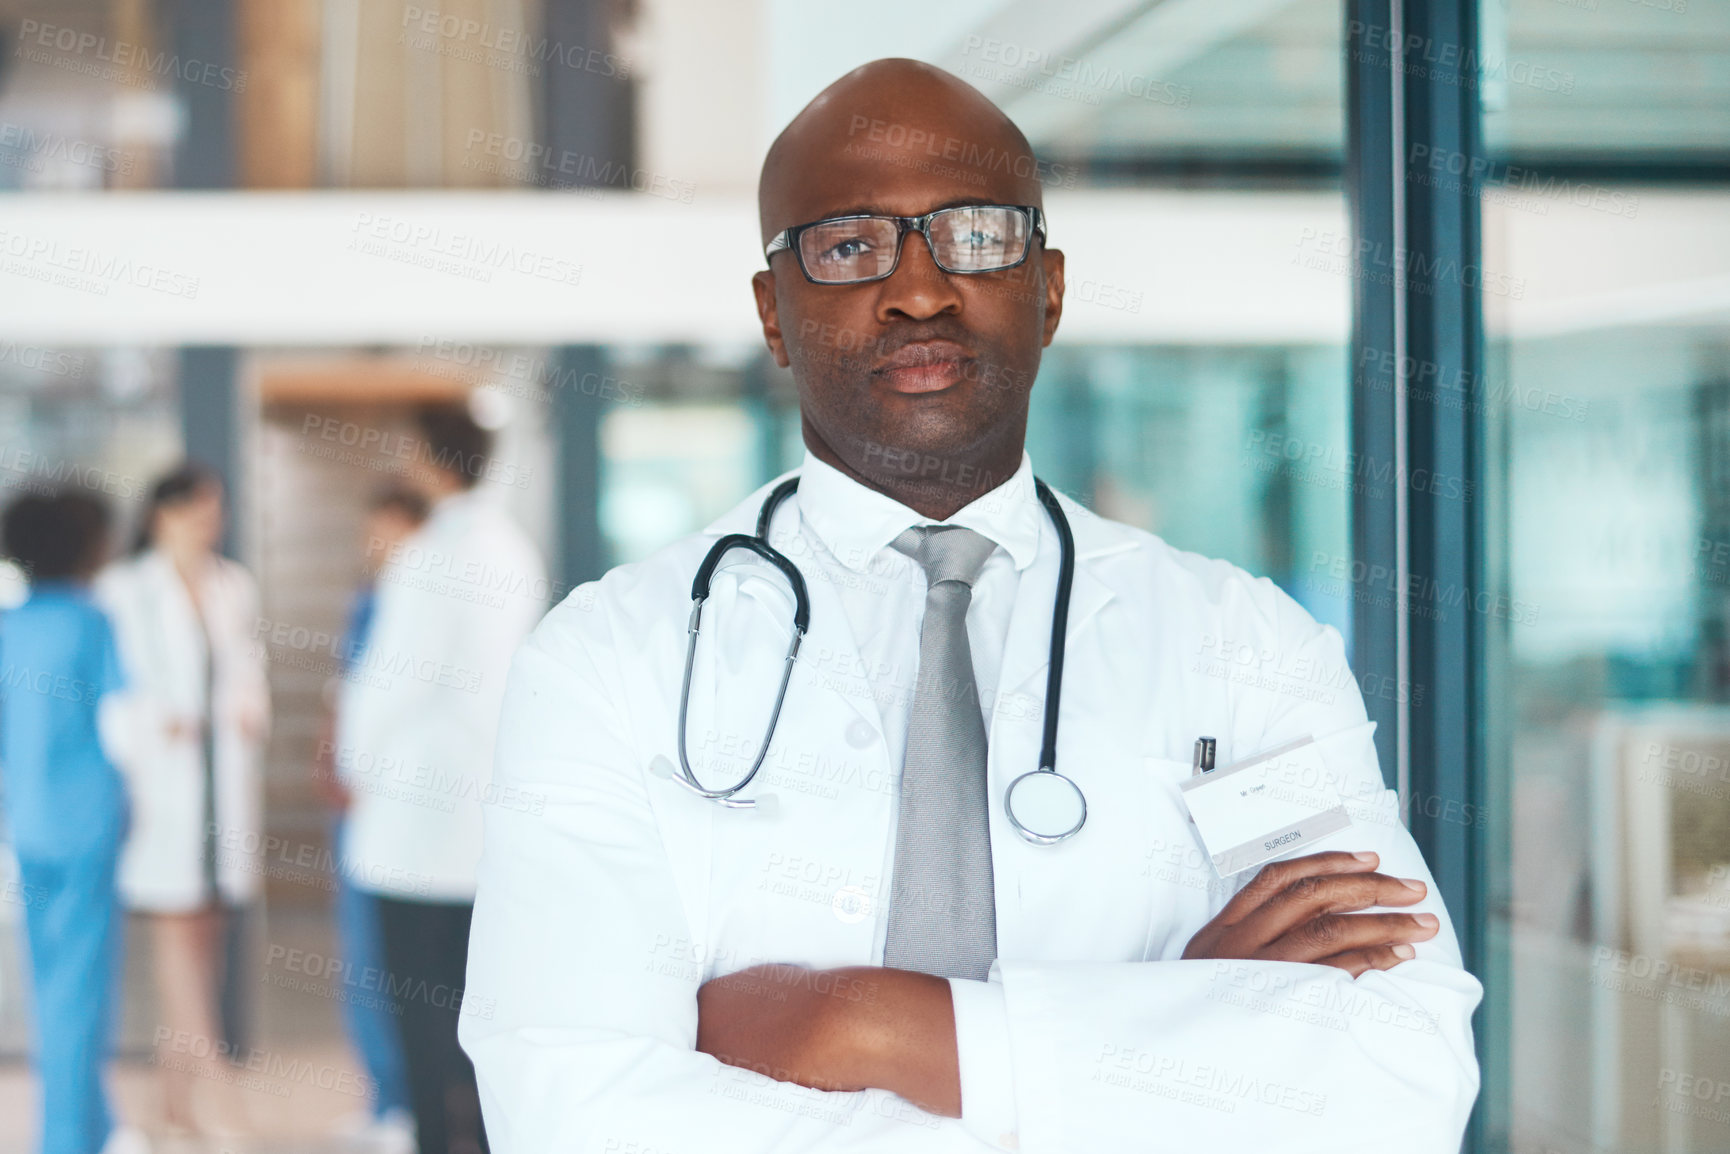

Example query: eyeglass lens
[796,206,1032,284]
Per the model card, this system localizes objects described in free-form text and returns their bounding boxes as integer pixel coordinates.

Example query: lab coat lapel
[144,549,207,717]
[658,502,898,976]
[696,558,899,970]
[990,495,1128,732]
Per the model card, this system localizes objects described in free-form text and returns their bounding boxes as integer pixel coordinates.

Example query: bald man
[461,60,1481,1153]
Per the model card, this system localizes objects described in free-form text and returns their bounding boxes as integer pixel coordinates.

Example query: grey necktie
[884,524,998,981]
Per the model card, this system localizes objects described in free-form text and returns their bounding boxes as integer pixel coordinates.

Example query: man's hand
[1182,851,1438,976]
[696,964,961,1117]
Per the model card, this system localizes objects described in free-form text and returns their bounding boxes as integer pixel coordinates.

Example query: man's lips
[873,340,972,394]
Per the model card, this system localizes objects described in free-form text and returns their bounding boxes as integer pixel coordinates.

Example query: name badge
[1179,736,1353,877]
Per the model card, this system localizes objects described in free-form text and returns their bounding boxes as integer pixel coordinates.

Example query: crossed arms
[462,598,1482,1153]
[695,850,1441,1120]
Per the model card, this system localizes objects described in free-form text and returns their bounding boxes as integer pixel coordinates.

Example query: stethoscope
[667,474,1089,845]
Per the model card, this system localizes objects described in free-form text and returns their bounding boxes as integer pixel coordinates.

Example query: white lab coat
[461,467,1483,1153]
[336,487,546,901]
[95,549,270,912]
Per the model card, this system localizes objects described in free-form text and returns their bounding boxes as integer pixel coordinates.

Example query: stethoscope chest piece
[1004,767,1087,845]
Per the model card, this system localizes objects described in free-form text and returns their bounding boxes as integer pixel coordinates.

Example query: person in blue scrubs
[313,486,424,1147]
[0,491,135,1154]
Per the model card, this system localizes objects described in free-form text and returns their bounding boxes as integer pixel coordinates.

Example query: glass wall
[1481,1,1730,1150]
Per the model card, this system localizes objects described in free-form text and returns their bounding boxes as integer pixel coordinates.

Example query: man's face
[753,107,1064,489]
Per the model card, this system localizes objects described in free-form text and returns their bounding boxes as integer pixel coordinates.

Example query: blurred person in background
[0,492,148,1154]
[313,484,427,1152]
[335,404,545,1154]
[95,464,270,1137]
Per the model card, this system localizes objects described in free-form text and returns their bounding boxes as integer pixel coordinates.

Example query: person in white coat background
[95,463,269,1135]
[334,404,546,1154]
[462,59,1483,1154]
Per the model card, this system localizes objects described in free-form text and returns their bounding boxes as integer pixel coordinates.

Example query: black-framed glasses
[764,204,1046,285]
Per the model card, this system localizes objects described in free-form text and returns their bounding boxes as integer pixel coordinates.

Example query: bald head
[758,58,1045,244]
[748,58,1065,521]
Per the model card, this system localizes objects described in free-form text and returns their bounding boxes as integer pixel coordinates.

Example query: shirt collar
[795,447,1043,575]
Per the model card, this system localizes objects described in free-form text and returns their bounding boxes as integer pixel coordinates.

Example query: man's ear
[752,270,791,368]
[1039,248,1065,349]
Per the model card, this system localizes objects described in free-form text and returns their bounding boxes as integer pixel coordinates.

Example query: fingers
[1228,871,1429,952]
[1313,942,1419,978]
[1261,911,1440,965]
[1214,851,1384,925]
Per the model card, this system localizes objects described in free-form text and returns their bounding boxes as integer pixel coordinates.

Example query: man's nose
[874,231,962,322]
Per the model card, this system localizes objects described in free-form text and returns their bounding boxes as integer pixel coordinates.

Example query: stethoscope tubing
[672,472,1085,842]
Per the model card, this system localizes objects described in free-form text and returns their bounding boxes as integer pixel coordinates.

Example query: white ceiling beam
[0,189,1349,346]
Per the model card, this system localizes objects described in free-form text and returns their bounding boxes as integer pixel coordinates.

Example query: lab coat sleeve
[966,576,1482,1154]
[91,606,132,770]
[91,566,174,781]
[948,975,1019,1151]
[461,596,997,1154]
